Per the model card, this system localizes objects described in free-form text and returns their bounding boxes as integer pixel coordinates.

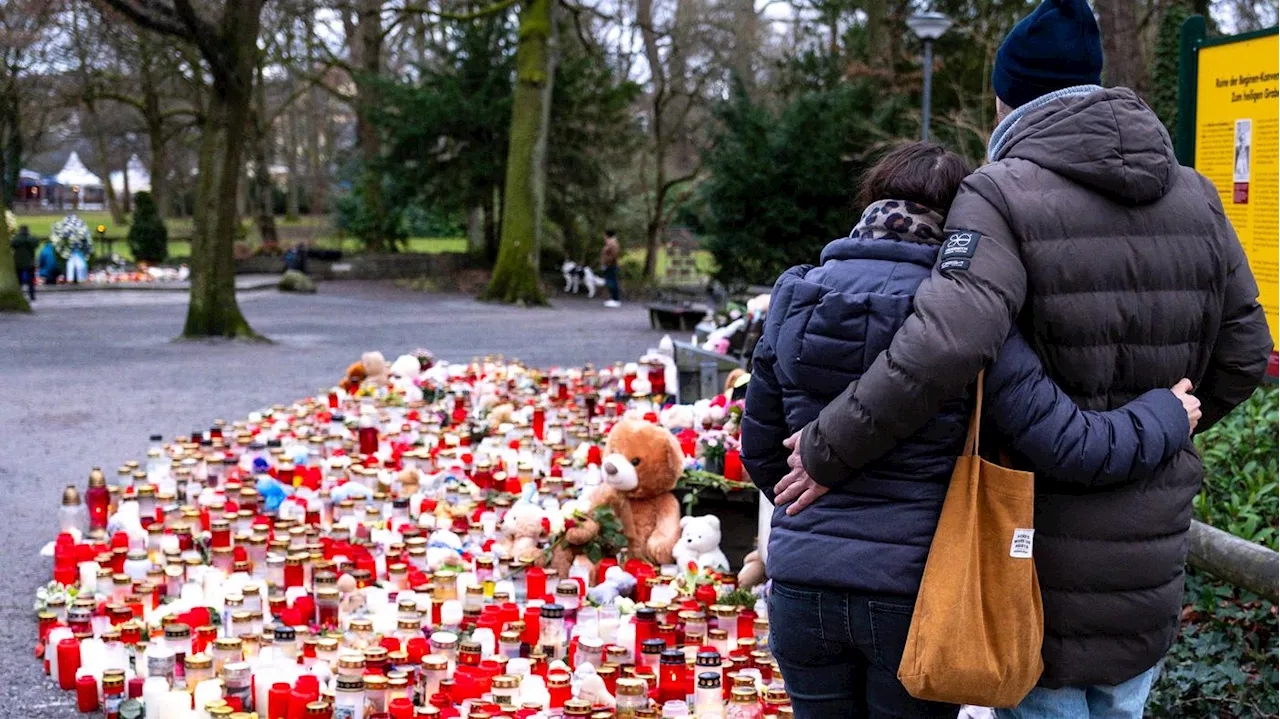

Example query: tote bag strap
[962,371,985,458]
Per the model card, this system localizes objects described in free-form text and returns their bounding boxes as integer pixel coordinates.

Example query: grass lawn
[13,210,711,273]
[12,210,465,261]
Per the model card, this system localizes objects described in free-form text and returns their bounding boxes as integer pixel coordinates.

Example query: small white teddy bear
[672,515,730,572]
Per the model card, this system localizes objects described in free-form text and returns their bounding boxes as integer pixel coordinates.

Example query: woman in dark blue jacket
[741,144,1199,719]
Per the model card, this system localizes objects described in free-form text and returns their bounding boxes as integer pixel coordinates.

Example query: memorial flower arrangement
[50,214,93,259]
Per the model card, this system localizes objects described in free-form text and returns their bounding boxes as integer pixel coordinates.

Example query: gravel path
[0,282,671,718]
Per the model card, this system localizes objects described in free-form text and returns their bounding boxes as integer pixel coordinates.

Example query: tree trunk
[148,118,168,218]
[638,0,665,281]
[865,0,892,81]
[467,204,484,255]
[353,0,386,251]
[123,160,132,214]
[1095,0,1146,91]
[181,3,263,340]
[253,66,279,248]
[285,108,300,221]
[90,116,126,225]
[484,189,499,264]
[139,38,167,217]
[484,0,556,304]
[306,14,326,216]
[0,209,31,312]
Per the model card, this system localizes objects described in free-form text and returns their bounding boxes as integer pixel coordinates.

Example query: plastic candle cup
[334,674,366,719]
[76,674,100,713]
[615,678,648,719]
[56,637,81,690]
[220,662,253,711]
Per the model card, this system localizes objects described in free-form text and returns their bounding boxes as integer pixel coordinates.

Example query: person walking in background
[11,224,38,301]
[37,238,61,286]
[774,1,1273,717]
[741,142,1202,719]
[600,229,621,308]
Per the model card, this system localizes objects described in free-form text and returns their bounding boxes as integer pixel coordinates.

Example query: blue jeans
[601,265,620,302]
[16,267,35,299]
[768,581,958,719]
[995,666,1157,719]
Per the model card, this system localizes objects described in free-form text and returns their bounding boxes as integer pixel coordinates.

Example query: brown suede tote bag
[897,372,1044,707]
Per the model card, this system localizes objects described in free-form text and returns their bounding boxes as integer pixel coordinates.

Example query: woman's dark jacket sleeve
[740,333,789,503]
[986,330,1190,486]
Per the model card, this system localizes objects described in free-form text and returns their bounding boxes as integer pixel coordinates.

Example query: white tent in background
[110,155,151,196]
[55,151,103,189]
[52,151,106,210]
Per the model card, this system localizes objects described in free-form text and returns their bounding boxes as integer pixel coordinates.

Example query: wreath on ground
[51,214,93,258]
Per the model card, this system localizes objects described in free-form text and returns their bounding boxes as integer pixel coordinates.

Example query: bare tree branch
[93,0,188,38]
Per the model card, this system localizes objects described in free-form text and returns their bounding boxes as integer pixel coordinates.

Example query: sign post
[1177,19,1279,377]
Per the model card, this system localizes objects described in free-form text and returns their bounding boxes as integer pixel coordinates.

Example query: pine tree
[127,191,169,264]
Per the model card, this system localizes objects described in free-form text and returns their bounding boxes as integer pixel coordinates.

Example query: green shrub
[1148,384,1279,717]
[126,192,168,263]
[1148,570,1278,718]
[1194,384,1278,549]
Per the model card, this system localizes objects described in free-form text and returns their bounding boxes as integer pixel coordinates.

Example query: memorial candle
[75,674,99,713]
[86,469,109,531]
[55,637,80,690]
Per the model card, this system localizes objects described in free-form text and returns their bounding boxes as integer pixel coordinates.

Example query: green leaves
[1193,385,1278,550]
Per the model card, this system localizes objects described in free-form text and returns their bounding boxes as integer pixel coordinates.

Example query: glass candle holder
[538,604,566,661]
[184,653,214,693]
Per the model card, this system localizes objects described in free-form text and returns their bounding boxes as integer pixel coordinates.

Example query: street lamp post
[907,12,953,142]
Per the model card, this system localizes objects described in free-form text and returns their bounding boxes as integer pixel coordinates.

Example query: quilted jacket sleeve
[1197,193,1273,431]
[799,171,1028,488]
[986,330,1190,487]
[741,333,789,504]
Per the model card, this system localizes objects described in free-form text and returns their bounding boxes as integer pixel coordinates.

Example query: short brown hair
[859,143,970,216]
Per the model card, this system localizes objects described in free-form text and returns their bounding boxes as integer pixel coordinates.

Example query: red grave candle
[86,472,109,532]
[269,682,293,719]
[532,408,546,441]
[525,565,546,602]
[75,674,99,712]
[723,450,744,482]
[56,637,81,690]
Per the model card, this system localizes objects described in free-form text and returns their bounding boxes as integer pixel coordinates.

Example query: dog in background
[562,260,608,298]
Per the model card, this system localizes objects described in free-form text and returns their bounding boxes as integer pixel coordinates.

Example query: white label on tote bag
[1010,529,1035,558]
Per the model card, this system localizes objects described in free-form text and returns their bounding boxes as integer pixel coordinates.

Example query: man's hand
[1171,379,1202,435]
[772,429,829,515]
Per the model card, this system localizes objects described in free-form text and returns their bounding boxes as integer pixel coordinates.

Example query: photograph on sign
[1234,118,1251,203]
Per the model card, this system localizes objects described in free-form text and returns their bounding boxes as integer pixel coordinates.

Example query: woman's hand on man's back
[773,430,830,515]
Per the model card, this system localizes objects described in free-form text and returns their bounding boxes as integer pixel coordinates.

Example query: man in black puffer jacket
[780,1,1273,717]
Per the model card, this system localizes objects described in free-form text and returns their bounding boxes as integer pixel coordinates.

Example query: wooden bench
[648,302,706,332]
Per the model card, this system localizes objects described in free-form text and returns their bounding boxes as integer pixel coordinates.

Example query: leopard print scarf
[853,199,946,246]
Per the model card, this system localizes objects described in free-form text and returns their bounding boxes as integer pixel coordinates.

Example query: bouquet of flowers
[4,210,14,236]
[51,214,92,259]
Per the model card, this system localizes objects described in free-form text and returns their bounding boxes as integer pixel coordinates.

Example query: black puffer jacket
[798,87,1273,687]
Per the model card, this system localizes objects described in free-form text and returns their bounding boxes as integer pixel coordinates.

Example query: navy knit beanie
[992,0,1104,109]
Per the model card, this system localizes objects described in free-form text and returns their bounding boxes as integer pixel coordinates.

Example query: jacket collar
[820,199,945,266]
[988,84,1103,161]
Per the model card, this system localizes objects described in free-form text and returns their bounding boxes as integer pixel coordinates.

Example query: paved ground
[0,282,670,718]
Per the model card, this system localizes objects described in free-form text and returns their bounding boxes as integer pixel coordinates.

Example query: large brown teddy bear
[599,418,684,564]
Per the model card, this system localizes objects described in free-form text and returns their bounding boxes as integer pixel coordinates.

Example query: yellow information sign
[1194,32,1279,345]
